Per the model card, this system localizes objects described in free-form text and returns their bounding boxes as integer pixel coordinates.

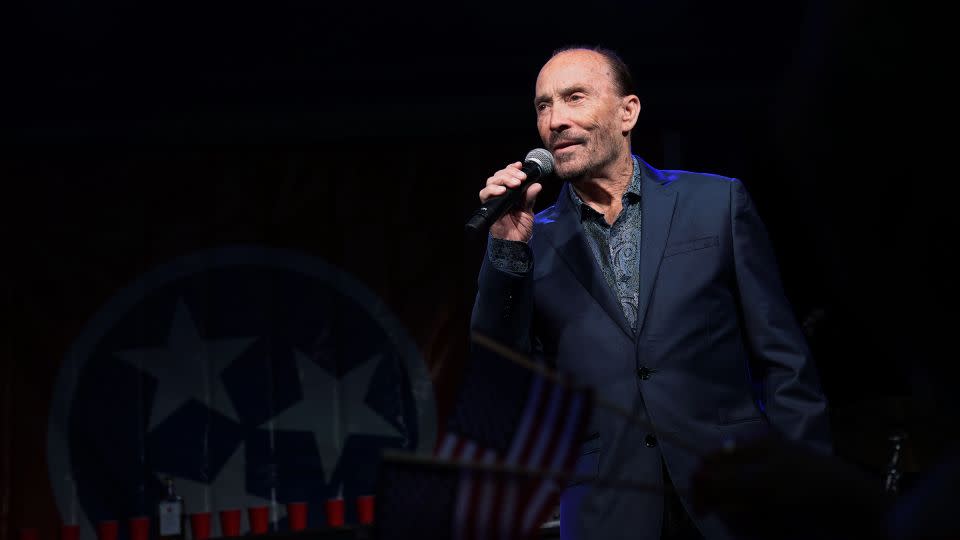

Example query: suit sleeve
[730,179,832,454]
[469,237,535,354]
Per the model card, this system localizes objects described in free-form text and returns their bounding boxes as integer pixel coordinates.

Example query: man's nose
[548,105,571,132]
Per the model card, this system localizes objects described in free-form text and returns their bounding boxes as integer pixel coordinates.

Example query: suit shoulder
[658,169,739,193]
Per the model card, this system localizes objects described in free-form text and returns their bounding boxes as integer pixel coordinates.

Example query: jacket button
[644,434,657,448]
[637,366,652,380]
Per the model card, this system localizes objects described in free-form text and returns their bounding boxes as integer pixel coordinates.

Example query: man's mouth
[553,141,581,151]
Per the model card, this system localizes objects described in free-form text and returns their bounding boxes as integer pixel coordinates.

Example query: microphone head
[524,148,555,177]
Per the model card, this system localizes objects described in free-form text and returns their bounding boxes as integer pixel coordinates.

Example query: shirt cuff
[487,236,533,274]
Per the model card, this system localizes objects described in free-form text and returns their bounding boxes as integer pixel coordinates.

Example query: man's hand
[479,162,543,242]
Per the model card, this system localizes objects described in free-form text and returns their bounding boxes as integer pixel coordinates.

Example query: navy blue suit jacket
[470,157,831,540]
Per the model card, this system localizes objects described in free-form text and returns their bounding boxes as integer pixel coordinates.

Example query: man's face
[535,50,628,180]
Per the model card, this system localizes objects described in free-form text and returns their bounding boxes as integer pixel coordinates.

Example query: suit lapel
[542,183,635,340]
[635,158,677,336]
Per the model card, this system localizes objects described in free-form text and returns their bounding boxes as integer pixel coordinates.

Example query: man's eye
[569,94,584,102]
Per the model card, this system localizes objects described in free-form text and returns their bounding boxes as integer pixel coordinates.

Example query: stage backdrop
[3,1,929,539]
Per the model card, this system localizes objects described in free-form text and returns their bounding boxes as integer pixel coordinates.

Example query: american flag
[376,343,593,540]
[443,368,592,540]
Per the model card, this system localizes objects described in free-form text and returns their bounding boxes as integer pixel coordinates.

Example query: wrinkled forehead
[535,50,614,96]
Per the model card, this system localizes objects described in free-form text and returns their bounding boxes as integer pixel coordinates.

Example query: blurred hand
[479,162,542,242]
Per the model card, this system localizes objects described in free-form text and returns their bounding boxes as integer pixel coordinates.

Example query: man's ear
[621,95,641,134]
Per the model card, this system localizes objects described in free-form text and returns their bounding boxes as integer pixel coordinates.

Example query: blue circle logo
[47,246,436,535]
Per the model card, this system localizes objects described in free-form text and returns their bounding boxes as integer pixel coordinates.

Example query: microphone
[465,148,555,234]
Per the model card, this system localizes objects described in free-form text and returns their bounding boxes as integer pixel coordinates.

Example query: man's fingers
[479,184,508,203]
[502,169,527,184]
[480,162,536,203]
[497,162,527,181]
[524,183,542,209]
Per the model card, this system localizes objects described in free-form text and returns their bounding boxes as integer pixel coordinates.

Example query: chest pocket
[663,235,718,258]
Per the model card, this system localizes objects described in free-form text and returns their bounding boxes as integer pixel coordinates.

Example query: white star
[157,444,286,537]
[263,350,401,485]
[117,299,257,431]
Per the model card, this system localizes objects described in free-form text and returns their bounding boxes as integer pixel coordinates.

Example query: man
[470,46,831,540]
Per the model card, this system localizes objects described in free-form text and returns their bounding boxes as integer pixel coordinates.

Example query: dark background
[2,0,944,538]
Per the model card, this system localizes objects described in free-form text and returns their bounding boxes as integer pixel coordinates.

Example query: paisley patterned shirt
[488,155,643,331]
[566,155,642,329]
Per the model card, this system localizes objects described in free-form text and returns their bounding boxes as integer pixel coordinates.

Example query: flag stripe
[511,384,577,537]
[473,449,498,540]
[437,432,459,459]
[496,372,548,538]
[503,380,576,538]
[505,374,545,463]
[452,440,479,540]
[521,380,565,470]
[521,392,585,534]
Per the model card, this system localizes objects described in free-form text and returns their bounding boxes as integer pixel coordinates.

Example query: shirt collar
[568,154,643,220]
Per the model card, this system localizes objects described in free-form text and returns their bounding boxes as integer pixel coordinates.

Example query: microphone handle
[464,161,544,234]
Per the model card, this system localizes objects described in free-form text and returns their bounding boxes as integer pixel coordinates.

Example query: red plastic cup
[247,506,269,534]
[219,509,242,538]
[61,525,80,540]
[356,495,375,525]
[19,528,39,540]
[190,512,212,540]
[97,521,118,540]
[128,517,150,540]
[286,502,307,532]
[325,498,344,528]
